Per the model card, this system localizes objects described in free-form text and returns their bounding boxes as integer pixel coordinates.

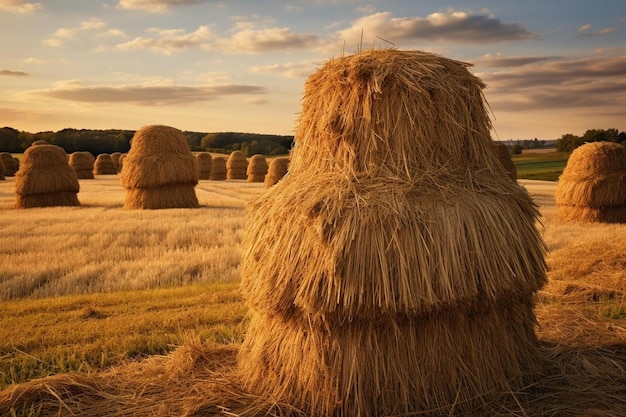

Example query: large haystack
[226,150,248,180]
[93,154,117,175]
[14,144,80,208]
[196,152,212,180]
[120,125,198,209]
[263,157,289,188]
[209,157,227,180]
[246,154,268,183]
[556,141,626,223]
[237,49,547,416]
[0,152,18,176]
[493,142,517,181]
[69,152,95,179]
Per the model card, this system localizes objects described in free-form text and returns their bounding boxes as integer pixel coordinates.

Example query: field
[1,172,626,415]
[512,149,569,181]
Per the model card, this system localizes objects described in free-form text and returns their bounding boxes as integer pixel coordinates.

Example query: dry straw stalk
[238,49,547,416]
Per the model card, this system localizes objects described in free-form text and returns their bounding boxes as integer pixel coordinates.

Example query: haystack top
[289,49,499,181]
[129,125,190,155]
[21,144,68,168]
[563,141,626,175]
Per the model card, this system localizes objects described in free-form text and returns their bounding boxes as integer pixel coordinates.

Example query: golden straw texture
[226,151,248,180]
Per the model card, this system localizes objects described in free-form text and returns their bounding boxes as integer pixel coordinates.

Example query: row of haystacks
[69,152,95,179]
[236,49,548,416]
[556,141,626,223]
[14,144,80,208]
[120,125,199,209]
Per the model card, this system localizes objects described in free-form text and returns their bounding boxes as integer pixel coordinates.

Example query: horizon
[1,0,625,139]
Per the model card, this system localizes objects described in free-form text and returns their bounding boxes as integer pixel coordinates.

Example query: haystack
[493,142,517,181]
[69,152,95,179]
[196,152,213,180]
[31,140,49,146]
[209,157,227,180]
[0,152,18,176]
[119,153,126,171]
[246,154,268,182]
[14,144,80,208]
[237,49,547,416]
[0,157,5,180]
[263,157,289,188]
[120,125,198,209]
[111,152,122,173]
[556,141,626,223]
[226,150,248,180]
[93,154,117,175]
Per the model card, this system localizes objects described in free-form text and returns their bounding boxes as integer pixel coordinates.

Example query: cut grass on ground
[512,151,570,181]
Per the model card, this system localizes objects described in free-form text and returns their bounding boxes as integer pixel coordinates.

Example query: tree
[0,127,21,152]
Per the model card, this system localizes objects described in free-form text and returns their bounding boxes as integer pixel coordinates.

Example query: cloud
[0,69,28,76]
[480,53,626,112]
[24,81,266,106]
[577,23,591,33]
[245,97,268,105]
[578,26,617,37]
[0,0,42,13]
[249,60,320,78]
[335,10,538,46]
[45,19,124,47]
[117,0,201,13]
[116,22,321,54]
[473,53,558,68]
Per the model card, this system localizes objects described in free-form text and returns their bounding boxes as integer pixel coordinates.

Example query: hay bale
[31,140,49,146]
[93,154,117,175]
[0,153,18,176]
[263,157,289,188]
[492,142,517,181]
[246,154,268,182]
[237,49,547,416]
[556,141,626,223]
[209,157,227,180]
[196,152,213,180]
[69,152,95,179]
[111,152,122,173]
[119,153,126,171]
[120,125,198,209]
[226,150,248,180]
[14,144,80,208]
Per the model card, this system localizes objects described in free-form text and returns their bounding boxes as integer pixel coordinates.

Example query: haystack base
[246,173,265,182]
[226,170,247,180]
[557,204,626,224]
[75,170,95,179]
[16,192,80,208]
[124,184,199,209]
[238,295,542,417]
[556,174,626,207]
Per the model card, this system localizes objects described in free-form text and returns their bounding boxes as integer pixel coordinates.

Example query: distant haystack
[14,144,80,208]
[246,154,268,182]
[69,152,95,179]
[119,154,126,172]
[556,141,626,223]
[0,157,5,180]
[31,140,49,146]
[120,125,199,209]
[111,152,123,173]
[263,157,289,188]
[0,153,18,176]
[226,151,248,180]
[196,152,212,180]
[492,142,517,181]
[237,49,547,416]
[209,157,227,180]
[93,154,117,175]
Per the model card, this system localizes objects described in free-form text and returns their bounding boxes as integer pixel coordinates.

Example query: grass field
[512,149,570,181]
[1,172,626,416]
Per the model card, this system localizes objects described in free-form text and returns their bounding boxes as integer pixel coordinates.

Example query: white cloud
[45,19,122,47]
[23,80,266,106]
[577,23,591,33]
[335,10,538,46]
[117,0,200,13]
[0,0,41,13]
[116,25,216,54]
[357,5,376,14]
[249,60,320,78]
[474,53,557,68]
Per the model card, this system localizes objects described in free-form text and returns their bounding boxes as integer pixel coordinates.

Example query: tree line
[0,127,294,156]
[555,128,625,152]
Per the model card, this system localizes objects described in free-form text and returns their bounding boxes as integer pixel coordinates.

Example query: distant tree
[0,126,21,152]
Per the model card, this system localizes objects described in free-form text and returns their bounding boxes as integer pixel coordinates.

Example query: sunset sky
[1,0,624,139]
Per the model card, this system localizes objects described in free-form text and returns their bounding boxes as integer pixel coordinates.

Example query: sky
[0,0,624,140]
